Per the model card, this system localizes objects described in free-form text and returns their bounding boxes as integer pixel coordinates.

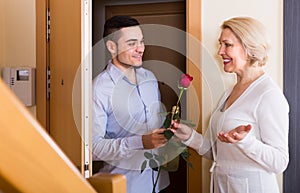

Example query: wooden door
[36,0,84,172]
[49,0,82,170]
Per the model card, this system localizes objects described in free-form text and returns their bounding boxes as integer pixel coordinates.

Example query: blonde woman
[172,17,289,193]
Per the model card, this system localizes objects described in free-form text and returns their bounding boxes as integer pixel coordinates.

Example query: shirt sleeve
[92,91,144,161]
[236,89,289,174]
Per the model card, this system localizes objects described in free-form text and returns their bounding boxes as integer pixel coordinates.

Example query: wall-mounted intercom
[2,67,36,106]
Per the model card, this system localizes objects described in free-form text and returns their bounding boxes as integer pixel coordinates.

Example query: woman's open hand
[218,124,252,143]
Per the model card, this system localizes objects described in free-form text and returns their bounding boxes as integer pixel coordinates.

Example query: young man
[92,15,170,193]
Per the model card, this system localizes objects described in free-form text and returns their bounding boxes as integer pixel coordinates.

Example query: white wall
[0,0,36,115]
[1,0,36,68]
[201,0,283,192]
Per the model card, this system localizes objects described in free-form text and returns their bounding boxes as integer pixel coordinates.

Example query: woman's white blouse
[185,74,289,193]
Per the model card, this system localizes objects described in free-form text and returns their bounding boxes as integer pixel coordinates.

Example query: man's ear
[106,40,117,56]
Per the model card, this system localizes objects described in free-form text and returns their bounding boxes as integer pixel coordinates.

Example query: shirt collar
[106,60,126,84]
[106,60,149,85]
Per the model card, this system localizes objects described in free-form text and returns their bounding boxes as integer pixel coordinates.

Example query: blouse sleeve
[236,88,289,174]
[182,129,213,160]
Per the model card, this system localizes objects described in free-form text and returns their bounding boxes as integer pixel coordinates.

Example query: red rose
[180,74,193,88]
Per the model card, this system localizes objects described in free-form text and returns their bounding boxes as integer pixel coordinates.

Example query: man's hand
[142,128,167,149]
[218,124,252,143]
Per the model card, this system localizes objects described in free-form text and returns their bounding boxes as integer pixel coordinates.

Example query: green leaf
[144,152,153,159]
[141,160,147,173]
[180,149,190,159]
[154,154,165,164]
[149,159,158,170]
[163,116,171,128]
[164,129,174,140]
[180,149,193,168]
[173,113,180,120]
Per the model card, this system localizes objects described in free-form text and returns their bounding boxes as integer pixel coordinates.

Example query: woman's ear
[106,40,117,56]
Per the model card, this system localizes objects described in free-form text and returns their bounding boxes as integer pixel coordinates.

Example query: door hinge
[84,164,89,171]
[46,7,50,42]
[47,66,50,99]
[84,164,90,178]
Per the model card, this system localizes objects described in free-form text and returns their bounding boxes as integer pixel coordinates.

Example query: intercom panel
[2,67,36,106]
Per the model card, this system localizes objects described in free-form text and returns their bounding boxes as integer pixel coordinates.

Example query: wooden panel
[0,79,96,193]
[105,2,185,19]
[186,0,203,192]
[88,173,126,193]
[35,0,48,131]
[49,0,82,169]
[283,0,300,192]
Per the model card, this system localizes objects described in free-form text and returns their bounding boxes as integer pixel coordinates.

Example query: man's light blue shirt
[92,61,169,193]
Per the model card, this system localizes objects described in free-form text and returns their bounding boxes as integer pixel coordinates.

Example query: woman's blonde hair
[221,17,269,66]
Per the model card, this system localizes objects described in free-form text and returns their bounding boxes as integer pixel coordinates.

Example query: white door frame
[81,0,92,178]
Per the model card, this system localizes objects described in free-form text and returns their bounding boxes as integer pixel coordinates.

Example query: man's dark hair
[103,15,140,40]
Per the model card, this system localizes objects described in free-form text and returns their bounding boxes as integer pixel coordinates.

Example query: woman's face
[218,28,249,74]
[114,26,145,69]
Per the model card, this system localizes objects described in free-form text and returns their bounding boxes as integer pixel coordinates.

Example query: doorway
[92,1,187,193]
[36,0,204,192]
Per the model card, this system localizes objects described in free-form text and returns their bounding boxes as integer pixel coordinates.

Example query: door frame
[36,0,203,187]
[81,0,93,178]
[186,0,203,192]
[104,3,187,193]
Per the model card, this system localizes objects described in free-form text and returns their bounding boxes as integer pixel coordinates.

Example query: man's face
[113,26,145,69]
